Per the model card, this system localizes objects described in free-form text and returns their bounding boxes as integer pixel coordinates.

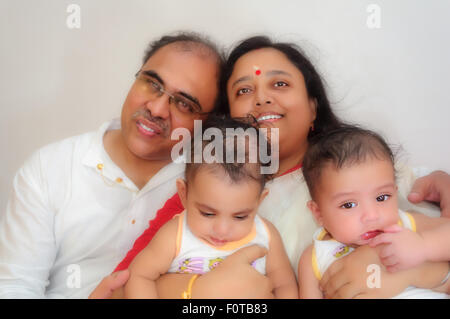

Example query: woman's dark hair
[217,35,343,140]
[302,124,396,199]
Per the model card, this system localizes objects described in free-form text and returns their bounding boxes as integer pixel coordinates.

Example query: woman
[217,36,446,294]
[93,36,450,299]
[219,36,345,271]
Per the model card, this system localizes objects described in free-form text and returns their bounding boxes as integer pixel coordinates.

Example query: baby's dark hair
[185,115,273,191]
[302,125,395,199]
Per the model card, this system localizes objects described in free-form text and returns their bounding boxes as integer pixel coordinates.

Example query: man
[0,32,222,298]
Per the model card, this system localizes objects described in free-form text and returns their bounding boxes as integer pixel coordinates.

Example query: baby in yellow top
[298,125,450,298]
[124,115,298,298]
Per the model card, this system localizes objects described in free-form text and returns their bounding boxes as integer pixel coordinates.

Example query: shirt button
[131,219,136,224]
[116,177,123,183]
[97,163,104,170]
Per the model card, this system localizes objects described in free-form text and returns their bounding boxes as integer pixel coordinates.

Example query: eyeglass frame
[134,70,211,117]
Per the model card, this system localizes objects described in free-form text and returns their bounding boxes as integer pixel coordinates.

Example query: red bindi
[255,69,261,76]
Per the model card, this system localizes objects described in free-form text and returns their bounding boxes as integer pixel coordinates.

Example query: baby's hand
[369,224,427,273]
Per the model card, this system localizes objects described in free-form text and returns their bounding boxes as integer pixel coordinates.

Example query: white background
[1,0,449,209]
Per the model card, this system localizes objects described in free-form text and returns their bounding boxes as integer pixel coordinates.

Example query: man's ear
[176,178,188,207]
[307,200,323,226]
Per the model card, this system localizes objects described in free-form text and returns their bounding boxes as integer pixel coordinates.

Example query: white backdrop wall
[1,0,449,209]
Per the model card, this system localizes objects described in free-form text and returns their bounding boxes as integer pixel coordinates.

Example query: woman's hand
[157,245,274,299]
[408,170,450,217]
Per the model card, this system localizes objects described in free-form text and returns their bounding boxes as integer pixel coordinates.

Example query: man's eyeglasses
[134,71,210,117]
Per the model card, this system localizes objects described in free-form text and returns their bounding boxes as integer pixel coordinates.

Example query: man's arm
[94,246,273,299]
[90,270,129,299]
[0,151,57,298]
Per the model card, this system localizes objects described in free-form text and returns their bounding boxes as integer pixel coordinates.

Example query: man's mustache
[131,108,169,136]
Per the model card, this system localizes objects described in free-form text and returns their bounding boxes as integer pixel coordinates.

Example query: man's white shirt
[0,119,185,298]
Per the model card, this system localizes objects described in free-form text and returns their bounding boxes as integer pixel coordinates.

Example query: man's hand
[320,245,407,299]
[408,170,450,217]
[88,270,129,299]
[369,225,427,273]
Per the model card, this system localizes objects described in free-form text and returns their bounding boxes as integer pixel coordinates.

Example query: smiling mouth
[256,114,283,123]
[136,120,163,136]
[138,122,155,132]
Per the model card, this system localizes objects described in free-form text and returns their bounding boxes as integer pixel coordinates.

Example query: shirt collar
[82,118,185,194]
[82,119,120,172]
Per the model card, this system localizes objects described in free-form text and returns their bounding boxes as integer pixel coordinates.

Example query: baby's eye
[341,202,356,209]
[376,194,390,202]
[234,215,249,221]
[200,211,215,218]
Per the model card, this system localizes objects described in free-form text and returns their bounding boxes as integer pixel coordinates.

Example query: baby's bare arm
[297,245,323,299]
[124,217,178,298]
[264,219,298,298]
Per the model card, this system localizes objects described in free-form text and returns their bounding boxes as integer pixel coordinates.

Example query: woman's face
[227,48,317,169]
